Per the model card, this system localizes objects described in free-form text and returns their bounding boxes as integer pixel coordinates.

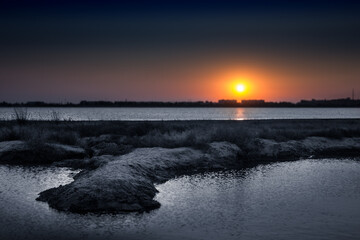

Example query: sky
[0,0,359,102]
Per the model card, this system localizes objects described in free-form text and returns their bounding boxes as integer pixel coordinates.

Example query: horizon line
[0,97,359,106]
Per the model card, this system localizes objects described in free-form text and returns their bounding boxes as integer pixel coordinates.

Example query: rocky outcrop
[246,137,360,162]
[90,142,133,156]
[53,155,114,170]
[0,140,87,164]
[3,132,359,214]
[80,135,132,157]
[37,142,241,213]
[0,141,29,163]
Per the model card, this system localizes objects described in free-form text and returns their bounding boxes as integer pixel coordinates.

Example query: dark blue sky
[1,0,359,102]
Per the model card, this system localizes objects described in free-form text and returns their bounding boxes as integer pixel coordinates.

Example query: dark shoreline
[1,119,360,213]
[1,97,360,107]
[1,118,360,123]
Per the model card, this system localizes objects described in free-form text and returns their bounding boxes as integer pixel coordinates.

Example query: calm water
[0,107,360,121]
[1,159,360,240]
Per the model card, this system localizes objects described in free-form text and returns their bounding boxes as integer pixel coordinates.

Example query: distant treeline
[0,98,360,108]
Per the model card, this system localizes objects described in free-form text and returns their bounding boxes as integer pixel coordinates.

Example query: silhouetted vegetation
[1,98,360,108]
[1,119,360,152]
[50,110,61,122]
[13,108,29,124]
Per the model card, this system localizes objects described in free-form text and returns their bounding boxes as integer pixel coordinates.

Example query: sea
[0,107,360,121]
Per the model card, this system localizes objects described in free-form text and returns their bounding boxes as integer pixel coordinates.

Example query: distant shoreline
[1,97,360,108]
[2,118,360,123]
[1,106,360,108]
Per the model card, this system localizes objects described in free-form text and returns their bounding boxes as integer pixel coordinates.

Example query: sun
[236,84,245,93]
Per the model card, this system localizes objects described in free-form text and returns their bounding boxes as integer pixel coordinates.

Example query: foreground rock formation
[37,142,241,213]
[247,137,360,162]
[2,119,360,214]
[36,137,360,213]
[0,140,86,164]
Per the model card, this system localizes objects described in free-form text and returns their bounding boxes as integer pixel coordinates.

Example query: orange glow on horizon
[211,64,307,102]
[213,68,261,101]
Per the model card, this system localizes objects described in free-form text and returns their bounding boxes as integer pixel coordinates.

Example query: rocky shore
[37,142,240,213]
[1,119,360,213]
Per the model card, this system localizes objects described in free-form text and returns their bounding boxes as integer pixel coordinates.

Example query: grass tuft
[13,108,29,124]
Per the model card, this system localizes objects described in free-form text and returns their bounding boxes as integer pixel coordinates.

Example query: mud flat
[1,119,360,213]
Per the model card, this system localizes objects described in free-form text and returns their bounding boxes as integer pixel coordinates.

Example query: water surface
[1,107,360,121]
[1,159,360,240]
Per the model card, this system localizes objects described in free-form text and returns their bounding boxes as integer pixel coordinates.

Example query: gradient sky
[1,0,359,102]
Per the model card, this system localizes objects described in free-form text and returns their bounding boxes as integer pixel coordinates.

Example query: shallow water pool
[1,159,360,240]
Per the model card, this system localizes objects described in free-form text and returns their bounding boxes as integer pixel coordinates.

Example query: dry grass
[1,120,360,154]
[13,108,30,124]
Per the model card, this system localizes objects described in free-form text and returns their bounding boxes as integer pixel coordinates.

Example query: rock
[248,138,302,161]
[247,137,360,162]
[0,140,87,164]
[81,134,124,147]
[35,137,360,214]
[37,167,160,213]
[46,143,87,159]
[53,155,114,169]
[0,140,27,152]
[0,141,31,163]
[37,142,241,213]
[205,141,244,168]
[91,142,132,156]
[207,141,243,159]
[303,137,360,157]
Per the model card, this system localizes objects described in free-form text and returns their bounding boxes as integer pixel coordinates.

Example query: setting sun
[236,84,245,93]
